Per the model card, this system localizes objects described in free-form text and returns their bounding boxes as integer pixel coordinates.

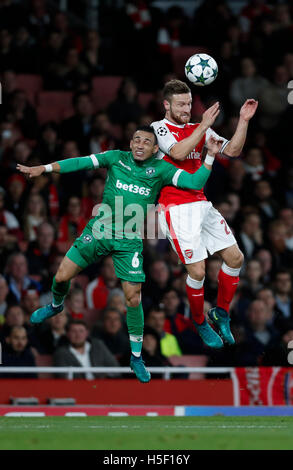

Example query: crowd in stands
[0,0,293,378]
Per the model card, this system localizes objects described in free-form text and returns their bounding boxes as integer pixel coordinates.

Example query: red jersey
[151,118,229,207]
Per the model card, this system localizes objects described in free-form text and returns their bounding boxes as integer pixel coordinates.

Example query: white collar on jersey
[163,118,186,128]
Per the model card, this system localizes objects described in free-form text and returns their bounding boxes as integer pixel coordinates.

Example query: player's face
[130,131,159,161]
[164,93,192,124]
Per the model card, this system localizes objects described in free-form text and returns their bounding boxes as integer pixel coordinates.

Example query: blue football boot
[130,354,151,383]
[30,303,64,324]
[194,318,224,349]
[208,307,235,345]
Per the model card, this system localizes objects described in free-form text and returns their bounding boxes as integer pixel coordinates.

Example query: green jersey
[57,149,211,240]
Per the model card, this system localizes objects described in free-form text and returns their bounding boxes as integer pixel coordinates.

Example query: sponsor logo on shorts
[82,234,93,244]
[184,249,193,259]
[116,179,150,196]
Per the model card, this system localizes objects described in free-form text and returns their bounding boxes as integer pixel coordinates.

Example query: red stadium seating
[32,348,53,379]
[91,76,123,111]
[37,91,74,123]
[172,46,209,78]
[168,354,209,379]
[15,74,43,106]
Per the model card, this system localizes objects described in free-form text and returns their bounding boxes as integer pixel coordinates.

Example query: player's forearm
[224,118,248,157]
[169,122,207,160]
[43,156,95,174]
[177,164,211,190]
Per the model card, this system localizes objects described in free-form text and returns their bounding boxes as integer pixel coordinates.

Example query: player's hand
[16,164,45,178]
[201,102,220,130]
[206,136,223,155]
[240,99,258,121]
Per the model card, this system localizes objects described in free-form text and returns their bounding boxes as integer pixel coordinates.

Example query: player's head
[130,126,159,161]
[163,79,192,125]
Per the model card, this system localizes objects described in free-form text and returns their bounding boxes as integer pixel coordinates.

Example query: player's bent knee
[126,294,141,308]
[188,266,206,281]
[55,268,70,283]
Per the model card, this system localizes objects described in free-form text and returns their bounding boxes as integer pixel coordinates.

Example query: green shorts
[66,223,145,283]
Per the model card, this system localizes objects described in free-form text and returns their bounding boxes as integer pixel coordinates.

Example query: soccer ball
[185,53,218,86]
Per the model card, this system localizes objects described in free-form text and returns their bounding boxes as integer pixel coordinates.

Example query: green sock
[51,276,70,307]
[127,303,144,357]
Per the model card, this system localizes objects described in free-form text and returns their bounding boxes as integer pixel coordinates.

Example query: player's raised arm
[166,137,222,190]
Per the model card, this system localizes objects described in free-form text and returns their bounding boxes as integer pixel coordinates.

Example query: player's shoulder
[151,119,170,136]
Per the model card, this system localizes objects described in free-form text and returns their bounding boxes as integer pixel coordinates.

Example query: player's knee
[188,265,205,281]
[229,249,244,269]
[125,293,141,308]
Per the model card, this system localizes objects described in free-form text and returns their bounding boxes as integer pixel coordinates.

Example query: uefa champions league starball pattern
[185,53,218,86]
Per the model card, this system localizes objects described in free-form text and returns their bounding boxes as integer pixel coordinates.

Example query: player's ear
[163,99,170,112]
[153,144,159,154]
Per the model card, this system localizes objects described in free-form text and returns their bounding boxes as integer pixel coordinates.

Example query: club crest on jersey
[82,234,93,244]
[146,167,155,176]
[184,249,193,259]
[157,126,167,136]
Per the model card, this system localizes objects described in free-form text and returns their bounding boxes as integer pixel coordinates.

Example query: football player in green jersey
[17,126,223,383]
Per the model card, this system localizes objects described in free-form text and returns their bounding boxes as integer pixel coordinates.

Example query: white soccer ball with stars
[185,53,218,86]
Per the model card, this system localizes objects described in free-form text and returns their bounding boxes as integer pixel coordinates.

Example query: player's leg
[207,243,243,344]
[186,261,223,349]
[202,206,243,344]
[30,255,83,323]
[31,225,96,324]
[122,280,150,383]
[158,202,223,349]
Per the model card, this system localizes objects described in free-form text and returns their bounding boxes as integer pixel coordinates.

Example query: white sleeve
[205,127,230,154]
[151,121,177,156]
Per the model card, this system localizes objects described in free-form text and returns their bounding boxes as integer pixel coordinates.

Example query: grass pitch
[0,416,292,450]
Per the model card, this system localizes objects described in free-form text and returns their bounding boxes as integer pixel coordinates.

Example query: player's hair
[163,79,191,102]
[135,125,158,145]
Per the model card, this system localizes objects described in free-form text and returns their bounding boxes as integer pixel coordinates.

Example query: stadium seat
[83,308,102,328]
[168,354,209,379]
[138,92,154,110]
[91,76,123,111]
[37,91,74,123]
[172,47,209,78]
[31,348,53,379]
[15,74,43,106]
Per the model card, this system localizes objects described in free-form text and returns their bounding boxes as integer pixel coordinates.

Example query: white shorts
[158,200,236,264]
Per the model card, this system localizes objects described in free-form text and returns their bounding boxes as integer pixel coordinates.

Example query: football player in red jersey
[152,79,258,348]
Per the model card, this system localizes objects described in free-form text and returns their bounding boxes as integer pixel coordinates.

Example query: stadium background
[0,0,293,408]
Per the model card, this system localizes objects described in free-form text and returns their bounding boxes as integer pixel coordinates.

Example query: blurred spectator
[236,212,263,259]
[258,65,290,130]
[255,248,273,284]
[12,26,37,73]
[106,288,127,315]
[0,275,9,324]
[53,319,119,378]
[27,0,51,40]
[4,252,41,304]
[266,220,293,270]
[81,174,105,220]
[89,111,117,156]
[240,258,264,300]
[237,299,280,366]
[4,89,39,139]
[86,256,118,310]
[108,77,143,125]
[243,146,265,182]
[161,289,202,354]
[143,259,171,310]
[262,329,293,366]
[279,208,293,250]
[36,310,69,354]
[145,307,182,357]
[0,223,19,270]
[253,179,279,226]
[0,29,14,70]
[23,194,47,242]
[92,308,130,363]
[5,173,27,222]
[58,196,86,243]
[273,270,293,331]
[65,286,85,320]
[52,47,90,91]
[142,325,170,371]
[61,92,93,153]
[1,325,37,378]
[256,286,284,333]
[0,187,20,239]
[80,30,106,76]
[21,288,41,324]
[230,57,269,109]
[204,256,222,305]
[26,222,56,284]
[0,304,26,342]
[35,122,62,165]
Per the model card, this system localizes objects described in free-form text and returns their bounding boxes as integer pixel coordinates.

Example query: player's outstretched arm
[175,137,222,190]
[169,102,220,161]
[223,99,258,157]
[16,155,98,178]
